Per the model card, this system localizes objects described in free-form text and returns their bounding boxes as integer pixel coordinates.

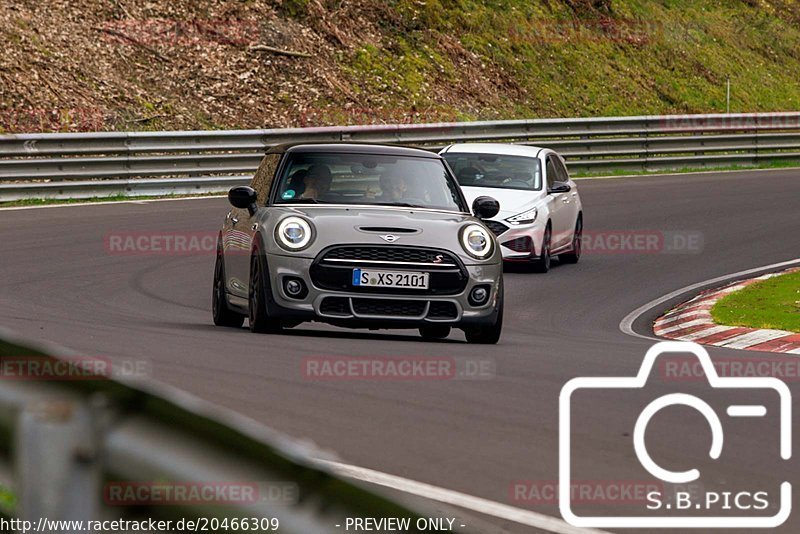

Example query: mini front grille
[351,299,426,317]
[502,236,533,253]
[484,220,509,237]
[322,246,457,266]
[312,246,468,296]
[427,301,458,319]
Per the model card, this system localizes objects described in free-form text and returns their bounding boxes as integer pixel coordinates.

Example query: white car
[440,143,583,272]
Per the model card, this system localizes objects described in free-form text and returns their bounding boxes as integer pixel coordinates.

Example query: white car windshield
[274,152,467,212]
[443,152,542,191]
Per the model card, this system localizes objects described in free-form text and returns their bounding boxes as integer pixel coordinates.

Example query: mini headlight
[276,216,313,250]
[506,207,538,225]
[460,224,493,259]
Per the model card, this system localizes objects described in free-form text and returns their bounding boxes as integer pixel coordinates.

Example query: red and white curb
[654,268,800,353]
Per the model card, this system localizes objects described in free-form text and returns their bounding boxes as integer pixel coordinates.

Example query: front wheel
[530,224,552,273]
[248,246,282,334]
[560,216,582,264]
[212,241,245,328]
[464,286,503,345]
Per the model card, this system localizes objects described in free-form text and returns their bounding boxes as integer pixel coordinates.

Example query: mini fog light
[283,278,307,299]
[469,285,490,306]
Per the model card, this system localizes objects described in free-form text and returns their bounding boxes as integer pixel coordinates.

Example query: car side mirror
[548,183,571,194]
[229,186,258,215]
[472,196,500,219]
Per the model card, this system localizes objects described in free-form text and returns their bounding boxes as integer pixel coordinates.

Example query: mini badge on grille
[379,234,399,243]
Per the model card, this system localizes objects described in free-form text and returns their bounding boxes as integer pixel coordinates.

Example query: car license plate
[352,268,429,289]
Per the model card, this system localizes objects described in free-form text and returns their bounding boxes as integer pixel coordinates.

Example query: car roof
[440,143,547,158]
[268,142,441,159]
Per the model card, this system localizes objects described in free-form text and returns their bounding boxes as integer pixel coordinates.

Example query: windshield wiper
[372,202,427,209]
[278,198,331,204]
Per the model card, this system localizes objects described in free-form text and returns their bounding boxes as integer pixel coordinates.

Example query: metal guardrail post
[16,395,102,531]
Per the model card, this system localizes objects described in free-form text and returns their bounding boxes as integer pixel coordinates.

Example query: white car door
[544,154,572,248]
[551,154,579,246]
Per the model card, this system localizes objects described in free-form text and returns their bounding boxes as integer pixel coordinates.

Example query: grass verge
[711,271,800,333]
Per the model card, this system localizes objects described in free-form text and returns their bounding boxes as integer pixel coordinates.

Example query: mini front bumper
[264,253,502,328]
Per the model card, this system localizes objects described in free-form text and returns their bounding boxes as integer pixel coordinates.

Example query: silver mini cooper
[212,143,504,343]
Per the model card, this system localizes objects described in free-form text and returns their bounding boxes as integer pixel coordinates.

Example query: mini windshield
[273,152,467,212]
[443,152,543,191]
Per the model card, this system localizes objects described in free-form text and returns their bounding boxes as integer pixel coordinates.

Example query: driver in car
[377,172,408,202]
[299,164,332,200]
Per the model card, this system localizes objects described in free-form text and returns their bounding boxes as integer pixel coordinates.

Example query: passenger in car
[377,172,408,201]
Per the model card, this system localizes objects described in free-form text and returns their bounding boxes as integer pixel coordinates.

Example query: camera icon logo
[559,341,792,528]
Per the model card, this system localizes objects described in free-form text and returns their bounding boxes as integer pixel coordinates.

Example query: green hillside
[1,0,799,132]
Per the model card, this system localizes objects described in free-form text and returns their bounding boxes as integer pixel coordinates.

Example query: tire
[560,215,582,264]
[464,285,504,344]
[212,240,245,328]
[248,243,282,334]
[419,325,451,340]
[530,224,552,273]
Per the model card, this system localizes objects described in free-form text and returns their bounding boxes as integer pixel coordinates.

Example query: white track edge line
[317,460,611,534]
[619,258,800,342]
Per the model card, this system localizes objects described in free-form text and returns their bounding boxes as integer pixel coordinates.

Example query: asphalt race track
[2,168,799,533]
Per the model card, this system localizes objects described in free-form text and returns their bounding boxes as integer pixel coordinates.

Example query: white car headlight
[460,224,493,259]
[506,207,538,225]
[276,216,313,250]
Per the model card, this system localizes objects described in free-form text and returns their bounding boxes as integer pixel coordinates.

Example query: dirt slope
[1,0,799,132]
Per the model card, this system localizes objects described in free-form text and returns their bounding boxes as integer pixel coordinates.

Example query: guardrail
[0,329,431,532]
[2,112,800,201]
